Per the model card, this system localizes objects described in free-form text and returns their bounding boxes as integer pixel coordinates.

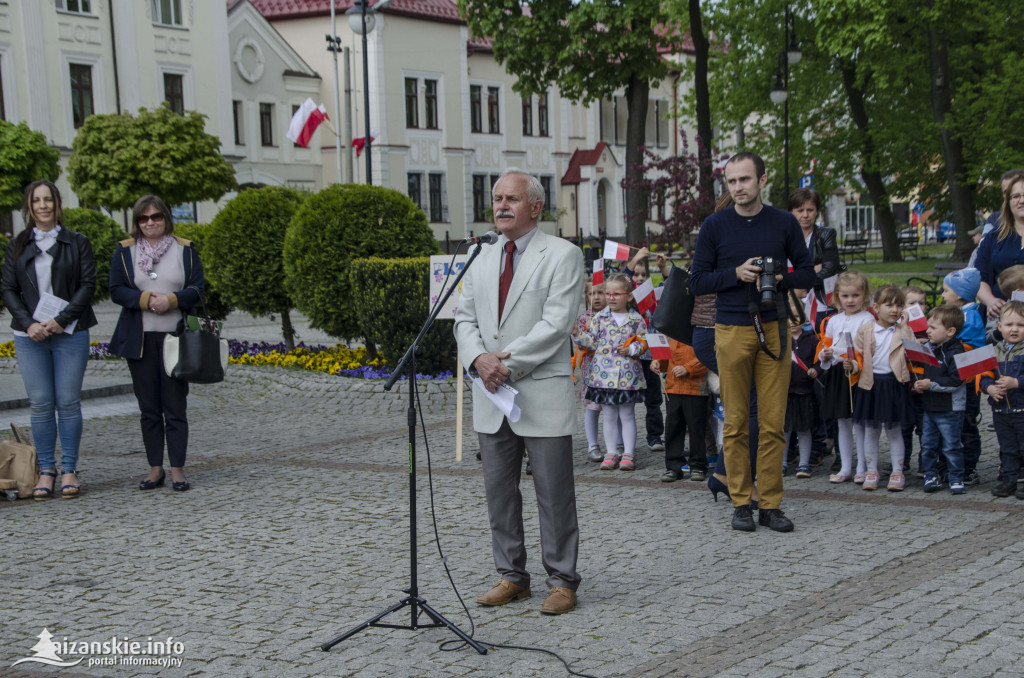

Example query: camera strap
[747,289,788,361]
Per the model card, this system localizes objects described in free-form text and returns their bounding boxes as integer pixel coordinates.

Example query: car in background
[938,221,956,242]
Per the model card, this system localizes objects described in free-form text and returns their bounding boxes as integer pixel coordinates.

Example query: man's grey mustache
[495,210,514,218]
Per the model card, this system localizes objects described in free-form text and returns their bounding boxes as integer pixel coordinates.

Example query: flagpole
[329,1,343,184]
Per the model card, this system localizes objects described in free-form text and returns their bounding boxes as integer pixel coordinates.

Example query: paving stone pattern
[2,359,1024,677]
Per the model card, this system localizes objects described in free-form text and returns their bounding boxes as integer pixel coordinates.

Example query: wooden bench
[898,233,919,260]
[838,237,869,265]
[906,261,968,308]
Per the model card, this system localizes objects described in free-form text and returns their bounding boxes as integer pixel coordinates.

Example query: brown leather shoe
[476,579,531,606]
[540,587,577,615]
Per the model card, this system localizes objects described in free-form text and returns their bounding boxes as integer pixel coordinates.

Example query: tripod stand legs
[320,595,487,654]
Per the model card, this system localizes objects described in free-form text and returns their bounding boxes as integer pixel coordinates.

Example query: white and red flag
[603,240,631,261]
[646,332,672,361]
[840,332,855,360]
[792,351,810,372]
[954,345,998,381]
[592,259,604,286]
[906,304,928,333]
[632,279,657,315]
[902,339,940,367]
[351,132,377,157]
[286,98,329,148]
[654,285,664,302]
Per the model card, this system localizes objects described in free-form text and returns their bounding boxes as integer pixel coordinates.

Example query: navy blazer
[108,237,204,359]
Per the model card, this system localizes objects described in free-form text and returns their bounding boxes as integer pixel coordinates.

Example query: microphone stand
[321,240,489,655]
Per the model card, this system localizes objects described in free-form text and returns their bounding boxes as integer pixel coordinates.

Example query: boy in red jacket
[653,339,710,482]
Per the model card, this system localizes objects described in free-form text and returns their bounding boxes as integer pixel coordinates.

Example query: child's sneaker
[600,453,620,471]
[949,480,966,495]
[587,445,603,462]
[965,470,981,486]
[887,472,905,492]
[923,473,942,493]
[795,465,811,478]
[689,468,706,482]
[619,454,635,471]
[862,471,879,491]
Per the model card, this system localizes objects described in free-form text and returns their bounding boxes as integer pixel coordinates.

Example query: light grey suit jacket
[454,228,584,437]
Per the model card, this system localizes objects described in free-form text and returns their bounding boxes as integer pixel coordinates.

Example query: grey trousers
[478,419,581,591]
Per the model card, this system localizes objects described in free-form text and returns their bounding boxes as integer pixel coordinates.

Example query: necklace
[148,272,158,280]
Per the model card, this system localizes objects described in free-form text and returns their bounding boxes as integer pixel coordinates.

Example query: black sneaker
[991,479,1015,497]
[1016,485,1024,500]
[965,471,981,486]
[731,505,756,532]
[758,508,795,532]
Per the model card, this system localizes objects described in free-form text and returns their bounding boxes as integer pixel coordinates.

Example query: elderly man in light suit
[454,169,584,615]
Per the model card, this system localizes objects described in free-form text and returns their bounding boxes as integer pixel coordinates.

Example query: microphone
[464,231,500,246]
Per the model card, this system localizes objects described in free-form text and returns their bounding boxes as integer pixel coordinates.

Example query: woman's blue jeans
[13,330,90,471]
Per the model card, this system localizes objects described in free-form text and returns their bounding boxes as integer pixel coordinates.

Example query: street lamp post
[347,0,392,186]
[770,6,801,199]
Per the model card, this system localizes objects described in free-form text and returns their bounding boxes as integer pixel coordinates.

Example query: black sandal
[61,470,81,499]
[33,470,57,501]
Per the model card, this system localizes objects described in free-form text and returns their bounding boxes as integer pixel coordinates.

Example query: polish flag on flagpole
[954,344,999,381]
[822,275,836,306]
[351,130,377,157]
[632,279,657,315]
[906,304,928,333]
[286,98,329,148]
[792,351,810,372]
[902,339,940,367]
[646,332,672,361]
[592,259,604,286]
[603,240,631,261]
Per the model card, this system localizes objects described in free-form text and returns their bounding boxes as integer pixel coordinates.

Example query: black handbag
[161,299,227,384]
[652,265,695,345]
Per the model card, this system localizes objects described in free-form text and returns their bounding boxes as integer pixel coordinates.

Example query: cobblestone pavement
[2,358,1024,678]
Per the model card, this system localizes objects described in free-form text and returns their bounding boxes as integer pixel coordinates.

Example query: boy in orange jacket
[652,339,710,482]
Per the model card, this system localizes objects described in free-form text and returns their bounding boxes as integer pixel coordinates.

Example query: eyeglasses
[136,213,165,224]
[1010,194,1024,204]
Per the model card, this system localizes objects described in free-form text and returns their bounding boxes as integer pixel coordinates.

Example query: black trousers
[665,393,709,471]
[640,359,664,443]
[127,332,189,468]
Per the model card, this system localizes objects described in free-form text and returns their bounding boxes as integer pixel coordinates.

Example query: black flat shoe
[172,479,190,492]
[759,508,794,532]
[139,471,165,491]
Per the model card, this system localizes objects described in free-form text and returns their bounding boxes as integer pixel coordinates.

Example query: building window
[424,79,438,129]
[69,63,94,129]
[472,175,487,222]
[291,104,302,147]
[407,173,423,210]
[487,86,500,134]
[614,95,627,146]
[522,96,533,136]
[538,92,549,137]
[163,73,184,114]
[470,85,482,134]
[428,173,446,223]
[259,103,274,146]
[540,176,554,213]
[656,100,669,148]
[232,100,244,146]
[152,0,183,27]
[57,0,92,14]
[404,77,418,128]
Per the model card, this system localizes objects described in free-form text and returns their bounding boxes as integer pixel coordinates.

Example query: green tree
[459,0,692,245]
[61,208,129,303]
[0,121,61,212]
[67,105,237,211]
[283,184,438,342]
[206,187,303,350]
[171,222,233,321]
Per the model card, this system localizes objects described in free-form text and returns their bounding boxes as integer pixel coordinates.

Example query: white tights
[856,422,904,474]
[787,429,813,467]
[602,404,636,458]
[836,418,857,476]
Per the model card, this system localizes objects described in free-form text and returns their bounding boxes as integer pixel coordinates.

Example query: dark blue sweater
[689,205,815,325]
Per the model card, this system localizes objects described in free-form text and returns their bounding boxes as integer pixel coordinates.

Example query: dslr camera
[750,256,781,305]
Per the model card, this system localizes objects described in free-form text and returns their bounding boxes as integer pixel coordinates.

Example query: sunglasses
[136,213,165,225]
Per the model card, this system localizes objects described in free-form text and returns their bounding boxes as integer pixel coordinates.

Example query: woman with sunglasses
[1,180,97,499]
[109,195,204,492]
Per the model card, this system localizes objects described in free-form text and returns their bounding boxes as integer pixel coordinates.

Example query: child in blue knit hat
[942,267,985,485]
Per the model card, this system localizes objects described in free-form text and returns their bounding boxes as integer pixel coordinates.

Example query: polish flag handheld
[954,344,999,381]
[840,332,855,360]
[632,279,657,315]
[646,332,672,361]
[905,304,928,333]
[603,239,631,261]
[286,98,329,148]
[592,258,604,286]
[654,285,664,302]
[902,339,940,367]
[792,351,810,372]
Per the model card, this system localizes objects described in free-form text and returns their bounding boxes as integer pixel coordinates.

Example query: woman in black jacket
[1,181,96,499]
[109,195,204,492]
[789,188,841,310]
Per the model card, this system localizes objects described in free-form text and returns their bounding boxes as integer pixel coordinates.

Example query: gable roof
[561,142,614,186]
[247,0,463,24]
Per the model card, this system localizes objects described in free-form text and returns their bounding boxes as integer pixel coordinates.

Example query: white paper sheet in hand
[32,292,77,334]
[472,377,521,423]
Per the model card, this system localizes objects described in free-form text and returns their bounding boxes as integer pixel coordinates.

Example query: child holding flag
[943,268,985,484]
[912,305,968,494]
[574,278,608,462]
[850,285,917,491]
[576,274,648,471]
[901,286,929,476]
[787,293,822,479]
[651,337,709,482]
[979,301,1024,499]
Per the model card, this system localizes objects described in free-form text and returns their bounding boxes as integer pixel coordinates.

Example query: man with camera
[689,152,815,532]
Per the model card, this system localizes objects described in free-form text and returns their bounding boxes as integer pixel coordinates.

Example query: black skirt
[785,392,819,433]
[820,365,853,419]
[586,387,646,406]
[852,372,915,428]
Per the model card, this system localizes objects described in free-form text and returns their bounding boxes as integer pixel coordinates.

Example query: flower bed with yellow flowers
[0,340,453,380]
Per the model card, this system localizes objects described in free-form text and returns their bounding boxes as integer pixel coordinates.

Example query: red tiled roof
[248,0,463,24]
[561,142,610,186]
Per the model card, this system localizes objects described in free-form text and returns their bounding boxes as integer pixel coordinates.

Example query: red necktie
[498,241,516,319]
